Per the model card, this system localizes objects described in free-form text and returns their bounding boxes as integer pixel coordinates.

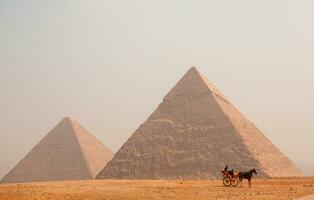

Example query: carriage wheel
[223,176,231,187]
[231,177,239,187]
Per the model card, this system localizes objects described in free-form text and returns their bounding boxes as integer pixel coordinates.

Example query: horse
[238,168,257,187]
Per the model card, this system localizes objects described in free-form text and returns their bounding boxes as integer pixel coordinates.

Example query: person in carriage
[224,165,234,176]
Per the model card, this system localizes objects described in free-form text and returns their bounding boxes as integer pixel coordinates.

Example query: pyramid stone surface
[1,117,114,183]
[97,67,302,179]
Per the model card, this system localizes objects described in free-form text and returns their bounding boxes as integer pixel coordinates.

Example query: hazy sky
[1,0,314,179]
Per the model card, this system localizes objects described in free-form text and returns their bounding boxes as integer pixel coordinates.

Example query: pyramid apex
[63,116,73,120]
[187,66,199,73]
[58,117,78,131]
[62,116,76,122]
[184,66,205,80]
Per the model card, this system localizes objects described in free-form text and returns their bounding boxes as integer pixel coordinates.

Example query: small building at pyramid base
[1,117,114,183]
[97,67,302,179]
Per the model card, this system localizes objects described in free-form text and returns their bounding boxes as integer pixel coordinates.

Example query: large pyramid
[97,67,302,179]
[1,117,114,183]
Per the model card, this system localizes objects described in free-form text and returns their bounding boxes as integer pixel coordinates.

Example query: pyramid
[1,117,114,183]
[97,67,302,179]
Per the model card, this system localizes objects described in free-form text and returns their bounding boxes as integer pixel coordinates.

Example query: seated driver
[224,165,234,176]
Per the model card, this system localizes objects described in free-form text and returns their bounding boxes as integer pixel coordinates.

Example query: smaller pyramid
[1,117,114,183]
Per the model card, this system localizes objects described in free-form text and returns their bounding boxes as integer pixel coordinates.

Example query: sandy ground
[296,194,314,200]
[0,177,314,200]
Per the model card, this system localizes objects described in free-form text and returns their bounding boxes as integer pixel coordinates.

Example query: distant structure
[1,117,113,183]
[97,67,302,179]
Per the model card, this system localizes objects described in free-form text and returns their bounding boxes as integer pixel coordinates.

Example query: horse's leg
[248,178,251,187]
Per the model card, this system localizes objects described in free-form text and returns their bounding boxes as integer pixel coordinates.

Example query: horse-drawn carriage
[220,166,257,187]
[220,169,239,187]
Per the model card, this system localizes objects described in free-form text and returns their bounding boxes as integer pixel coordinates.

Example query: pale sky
[1,0,314,179]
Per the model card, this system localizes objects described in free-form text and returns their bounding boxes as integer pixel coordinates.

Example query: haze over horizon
[1,0,313,179]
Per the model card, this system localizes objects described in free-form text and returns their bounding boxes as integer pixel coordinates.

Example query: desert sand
[1,177,314,200]
[297,194,314,200]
